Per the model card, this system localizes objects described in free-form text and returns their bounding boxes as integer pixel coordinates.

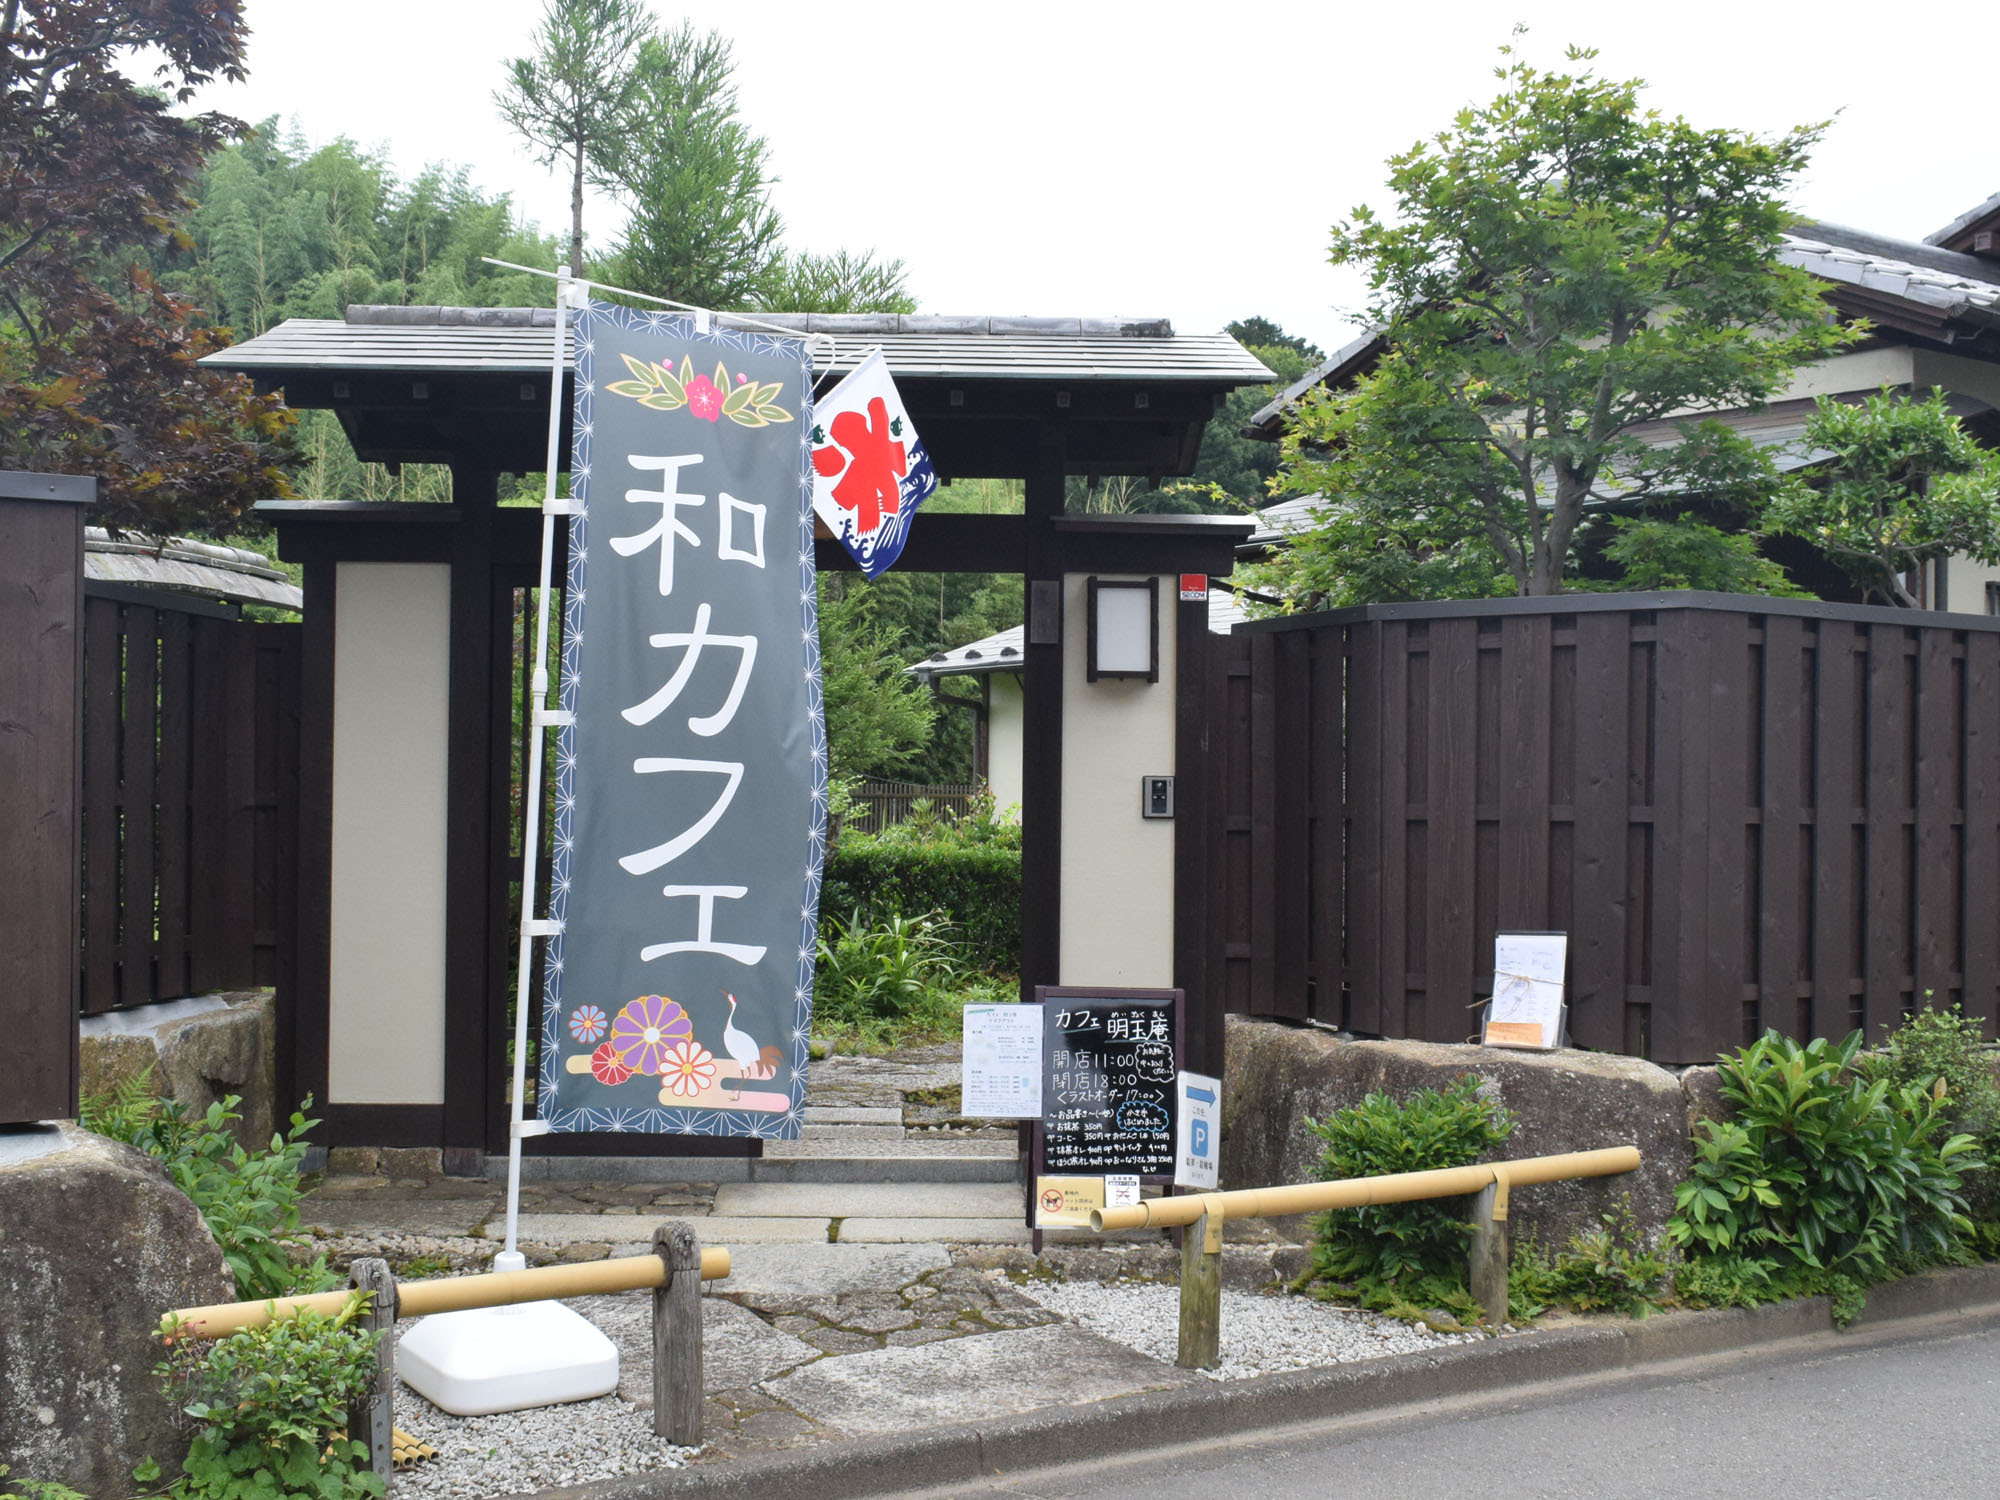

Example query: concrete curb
[510,1261,2000,1500]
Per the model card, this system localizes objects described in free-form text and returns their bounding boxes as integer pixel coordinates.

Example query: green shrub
[1509,1201,1670,1320]
[1870,1001,2000,1222]
[83,1072,334,1301]
[1668,1030,1981,1319]
[154,1303,385,1500]
[1298,1076,1515,1322]
[820,837,1020,973]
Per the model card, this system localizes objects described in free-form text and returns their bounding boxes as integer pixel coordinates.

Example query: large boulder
[1221,1016,1691,1252]
[0,1122,234,1494]
[79,991,277,1150]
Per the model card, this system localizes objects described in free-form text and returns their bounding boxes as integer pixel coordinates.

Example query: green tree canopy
[495,0,653,274]
[1264,43,1857,605]
[1766,388,2000,607]
[0,0,291,536]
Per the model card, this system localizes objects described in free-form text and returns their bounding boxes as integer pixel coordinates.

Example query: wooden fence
[79,587,300,1014]
[844,779,985,834]
[1205,593,2000,1066]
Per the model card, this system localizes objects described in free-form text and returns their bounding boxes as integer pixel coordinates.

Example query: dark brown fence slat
[118,606,159,1007]
[186,614,226,992]
[1378,621,1412,1037]
[1759,615,1811,1042]
[1267,630,1309,1019]
[1812,623,1863,1038]
[1345,622,1384,1034]
[80,598,122,1015]
[1865,628,1914,1040]
[1423,619,1479,1042]
[155,609,193,1000]
[1308,628,1345,1021]
[1247,631,1279,1014]
[1914,630,1960,1009]
[1966,631,2000,1033]
[1496,616,1552,933]
[1568,612,1630,1052]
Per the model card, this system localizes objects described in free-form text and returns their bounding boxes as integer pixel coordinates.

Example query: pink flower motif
[686,373,723,422]
[661,1038,717,1098]
[590,1042,633,1087]
[610,994,693,1076]
[736,372,748,384]
[568,1004,607,1045]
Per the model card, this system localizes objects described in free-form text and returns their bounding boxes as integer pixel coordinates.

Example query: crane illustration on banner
[810,348,938,579]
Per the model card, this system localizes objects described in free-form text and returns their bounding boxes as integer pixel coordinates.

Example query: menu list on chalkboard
[1041,993,1177,1177]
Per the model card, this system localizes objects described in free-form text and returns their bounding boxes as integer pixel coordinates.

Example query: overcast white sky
[179,0,2000,356]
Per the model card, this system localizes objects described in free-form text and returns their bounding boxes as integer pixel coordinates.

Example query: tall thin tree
[494,0,652,275]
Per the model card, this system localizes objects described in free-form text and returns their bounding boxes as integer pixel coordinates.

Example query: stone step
[801,1106,902,1126]
[711,1182,1020,1219]
[496,1152,1018,1185]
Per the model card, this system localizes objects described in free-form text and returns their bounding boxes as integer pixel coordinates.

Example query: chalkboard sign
[1039,988,1180,1176]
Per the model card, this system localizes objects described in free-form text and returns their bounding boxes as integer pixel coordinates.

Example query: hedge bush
[820,838,1020,974]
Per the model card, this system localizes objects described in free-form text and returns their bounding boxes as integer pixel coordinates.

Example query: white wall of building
[986,672,1025,815]
[1058,573,1176,988]
[327,562,450,1105]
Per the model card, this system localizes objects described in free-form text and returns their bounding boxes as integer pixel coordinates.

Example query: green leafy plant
[83,1074,334,1301]
[0,1463,88,1500]
[1298,1076,1515,1320]
[1669,1030,1982,1321]
[154,1303,385,1500]
[1508,1201,1670,1320]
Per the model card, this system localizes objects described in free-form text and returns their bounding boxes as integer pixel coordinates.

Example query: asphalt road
[913,1322,2000,1500]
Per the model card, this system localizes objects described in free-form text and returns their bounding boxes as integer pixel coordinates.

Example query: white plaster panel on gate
[328,562,450,1105]
[1058,573,1175,987]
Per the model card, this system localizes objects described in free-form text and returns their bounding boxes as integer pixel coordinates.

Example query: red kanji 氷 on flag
[809,349,937,580]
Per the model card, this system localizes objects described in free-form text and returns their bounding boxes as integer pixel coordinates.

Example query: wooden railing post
[1467,1169,1509,1326]
[652,1221,703,1444]
[346,1258,397,1481]
[1176,1198,1224,1370]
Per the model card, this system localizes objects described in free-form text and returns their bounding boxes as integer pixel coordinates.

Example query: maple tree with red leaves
[1,0,291,536]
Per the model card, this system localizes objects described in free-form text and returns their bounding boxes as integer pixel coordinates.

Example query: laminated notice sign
[962,1003,1043,1117]
[1485,932,1567,1050]
[536,304,824,1137]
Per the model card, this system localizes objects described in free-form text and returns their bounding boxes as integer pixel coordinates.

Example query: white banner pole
[499,268,578,1266]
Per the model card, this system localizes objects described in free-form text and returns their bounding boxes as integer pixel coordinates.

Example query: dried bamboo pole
[163,1246,731,1340]
[1090,1146,1640,1231]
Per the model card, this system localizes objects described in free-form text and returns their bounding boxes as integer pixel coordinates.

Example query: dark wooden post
[1468,1173,1509,1325]
[0,471,93,1125]
[652,1221,703,1444]
[346,1257,398,1480]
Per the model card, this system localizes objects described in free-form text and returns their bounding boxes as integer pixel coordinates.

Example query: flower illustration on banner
[660,1039,717,1098]
[568,1004,607,1045]
[686,373,723,421]
[590,1042,633,1087]
[604,353,792,428]
[609,994,694,1076]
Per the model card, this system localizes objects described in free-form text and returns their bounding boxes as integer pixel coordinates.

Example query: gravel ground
[1013,1279,1480,1380]
[388,1304,694,1498]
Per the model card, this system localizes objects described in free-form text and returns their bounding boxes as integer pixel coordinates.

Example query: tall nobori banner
[810,348,937,579]
[537,303,825,1137]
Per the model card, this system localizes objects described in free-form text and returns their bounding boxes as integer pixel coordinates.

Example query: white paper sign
[1174,1070,1220,1190]
[962,1003,1044,1117]
[1487,931,1567,1049]
[1104,1174,1140,1207]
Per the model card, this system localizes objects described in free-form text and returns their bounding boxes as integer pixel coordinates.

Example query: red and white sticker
[1179,573,1208,602]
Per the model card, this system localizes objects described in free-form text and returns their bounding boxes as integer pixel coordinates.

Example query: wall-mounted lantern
[1086,576,1159,683]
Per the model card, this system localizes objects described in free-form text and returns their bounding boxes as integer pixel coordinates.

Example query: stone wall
[78,991,277,1149]
[1221,1016,1694,1252]
[0,1124,234,1492]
